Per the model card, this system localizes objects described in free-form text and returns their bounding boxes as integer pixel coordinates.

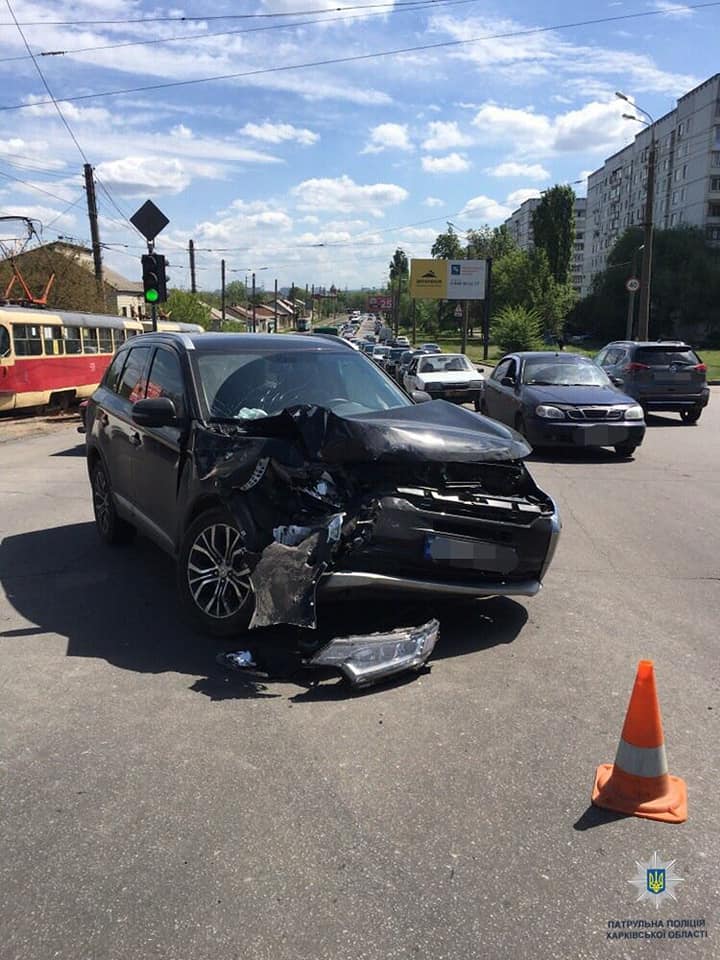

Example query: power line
[0,167,79,204]
[0,0,478,64]
[0,0,449,25]
[3,3,720,112]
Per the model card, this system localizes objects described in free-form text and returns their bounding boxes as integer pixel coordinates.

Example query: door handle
[130,431,141,447]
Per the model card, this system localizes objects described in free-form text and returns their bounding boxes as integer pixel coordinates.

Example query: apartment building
[583,73,720,296]
[502,196,587,295]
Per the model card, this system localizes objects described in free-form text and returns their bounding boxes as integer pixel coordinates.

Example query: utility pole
[274,278,278,332]
[189,239,197,293]
[83,163,104,307]
[638,134,656,340]
[221,258,226,325]
[482,258,493,362]
[252,272,256,332]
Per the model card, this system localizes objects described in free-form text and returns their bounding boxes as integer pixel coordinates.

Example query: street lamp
[617,91,656,340]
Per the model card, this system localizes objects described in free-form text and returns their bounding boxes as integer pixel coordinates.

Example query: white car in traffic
[403,353,485,410]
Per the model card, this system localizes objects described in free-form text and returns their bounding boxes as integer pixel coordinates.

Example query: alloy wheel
[93,467,111,535]
[186,523,252,620]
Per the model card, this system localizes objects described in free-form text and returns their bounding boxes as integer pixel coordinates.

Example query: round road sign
[626,277,640,293]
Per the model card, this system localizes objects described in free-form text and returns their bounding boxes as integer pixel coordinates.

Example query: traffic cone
[592,660,687,823]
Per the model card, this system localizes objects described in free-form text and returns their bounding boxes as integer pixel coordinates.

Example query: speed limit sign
[626,277,640,293]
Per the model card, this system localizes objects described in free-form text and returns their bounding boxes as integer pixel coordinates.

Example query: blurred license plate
[446,389,468,397]
[424,534,517,573]
[574,425,613,445]
[655,372,690,382]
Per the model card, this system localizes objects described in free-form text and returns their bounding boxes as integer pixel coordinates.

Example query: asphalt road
[1,398,719,960]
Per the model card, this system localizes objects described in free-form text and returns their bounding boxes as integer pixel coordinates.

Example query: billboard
[409,259,488,300]
[368,295,392,310]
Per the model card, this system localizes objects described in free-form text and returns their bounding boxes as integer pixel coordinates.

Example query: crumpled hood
[232,399,530,464]
[523,384,635,406]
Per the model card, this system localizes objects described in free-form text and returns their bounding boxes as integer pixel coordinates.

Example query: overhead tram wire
[3,2,720,112]
[0,0,481,63]
[0,0,464,25]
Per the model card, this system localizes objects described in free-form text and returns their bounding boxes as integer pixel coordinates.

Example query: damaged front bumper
[304,619,440,688]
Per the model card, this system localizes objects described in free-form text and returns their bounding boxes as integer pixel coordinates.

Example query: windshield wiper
[526,380,555,385]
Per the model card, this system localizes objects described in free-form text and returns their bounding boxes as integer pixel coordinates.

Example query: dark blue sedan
[480,352,646,456]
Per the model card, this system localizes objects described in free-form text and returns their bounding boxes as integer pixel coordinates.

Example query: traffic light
[141,253,168,304]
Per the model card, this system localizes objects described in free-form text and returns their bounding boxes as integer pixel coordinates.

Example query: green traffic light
[145,289,159,303]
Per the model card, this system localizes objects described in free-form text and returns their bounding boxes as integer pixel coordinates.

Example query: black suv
[595,340,709,423]
[85,333,560,637]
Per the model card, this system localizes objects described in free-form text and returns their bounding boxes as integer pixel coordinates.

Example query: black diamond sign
[130,200,169,242]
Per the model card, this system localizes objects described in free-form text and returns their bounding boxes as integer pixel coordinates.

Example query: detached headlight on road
[536,405,565,420]
[306,619,439,688]
[623,404,645,420]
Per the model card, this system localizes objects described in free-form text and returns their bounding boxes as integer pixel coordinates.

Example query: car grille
[566,406,623,421]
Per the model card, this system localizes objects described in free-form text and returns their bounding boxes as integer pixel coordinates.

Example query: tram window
[0,326,10,358]
[118,345,152,403]
[63,326,82,354]
[82,327,99,353]
[98,327,113,353]
[13,324,42,356]
[112,329,126,348]
[43,326,64,356]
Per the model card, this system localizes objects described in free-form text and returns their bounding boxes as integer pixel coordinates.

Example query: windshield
[419,355,473,374]
[195,349,411,420]
[522,358,612,386]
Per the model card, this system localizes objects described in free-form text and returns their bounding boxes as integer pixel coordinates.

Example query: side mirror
[610,376,624,388]
[411,390,432,403]
[132,396,178,428]
[500,376,515,388]
[476,366,485,373]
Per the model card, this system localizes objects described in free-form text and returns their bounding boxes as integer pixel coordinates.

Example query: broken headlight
[306,619,439,688]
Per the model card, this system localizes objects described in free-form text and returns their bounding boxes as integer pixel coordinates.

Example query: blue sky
[0,0,717,292]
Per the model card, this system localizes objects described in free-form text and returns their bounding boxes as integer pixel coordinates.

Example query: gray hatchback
[595,340,709,423]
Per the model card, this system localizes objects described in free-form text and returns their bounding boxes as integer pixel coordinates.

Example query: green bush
[491,305,543,353]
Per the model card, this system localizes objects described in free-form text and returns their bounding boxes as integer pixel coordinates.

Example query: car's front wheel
[474,394,482,412]
[679,407,701,424]
[614,442,638,458]
[178,509,254,637]
[91,460,135,545]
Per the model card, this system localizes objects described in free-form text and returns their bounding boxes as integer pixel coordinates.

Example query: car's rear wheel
[679,407,701,424]
[614,442,638,458]
[178,509,254,637]
[91,460,135,545]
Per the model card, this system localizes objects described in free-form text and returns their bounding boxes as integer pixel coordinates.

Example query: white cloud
[471,99,640,157]
[421,121,473,152]
[486,161,550,181]
[93,157,192,197]
[460,195,512,223]
[239,121,319,146]
[421,153,471,174]
[506,188,541,207]
[423,197,443,207]
[652,1,694,17]
[291,175,408,216]
[361,123,413,154]
[171,124,193,139]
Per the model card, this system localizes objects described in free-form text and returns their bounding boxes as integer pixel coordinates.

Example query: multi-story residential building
[583,73,720,296]
[502,196,587,295]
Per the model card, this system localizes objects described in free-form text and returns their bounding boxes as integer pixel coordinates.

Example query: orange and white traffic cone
[592,660,688,824]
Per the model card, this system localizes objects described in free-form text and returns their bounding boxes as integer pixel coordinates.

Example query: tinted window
[633,347,700,366]
[104,351,128,393]
[0,325,9,358]
[493,359,512,380]
[43,325,64,356]
[118,346,151,404]
[63,326,82,355]
[112,329,126,348]
[98,327,113,353]
[12,323,42,356]
[145,348,185,417]
[196,349,410,420]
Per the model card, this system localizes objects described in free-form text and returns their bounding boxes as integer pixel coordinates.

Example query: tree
[164,290,213,328]
[491,305,543,353]
[491,246,575,336]
[531,185,576,285]
[431,227,464,260]
[388,248,408,334]
[465,224,517,261]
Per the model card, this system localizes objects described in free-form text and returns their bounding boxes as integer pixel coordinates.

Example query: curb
[709,380,720,386]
